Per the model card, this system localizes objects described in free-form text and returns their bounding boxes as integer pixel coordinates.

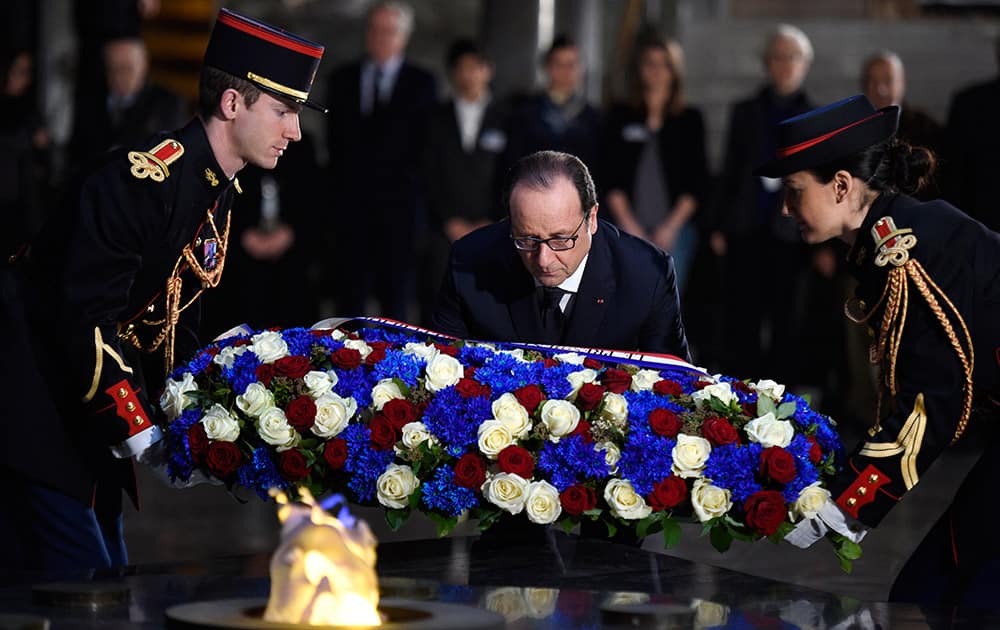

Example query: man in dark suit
[433,150,690,360]
[325,1,437,321]
[944,35,1000,233]
[419,39,507,325]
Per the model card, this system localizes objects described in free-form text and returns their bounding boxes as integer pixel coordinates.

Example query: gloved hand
[136,439,222,488]
[784,500,868,549]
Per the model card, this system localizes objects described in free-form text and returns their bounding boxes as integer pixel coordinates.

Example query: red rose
[732,380,753,394]
[323,438,348,469]
[702,416,739,447]
[583,358,602,370]
[653,380,683,397]
[575,383,606,411]
[513,385,544,414]
[365,347,387,366]
[187,423,209,462]
[274,355,311,379]
[694,380,713,390]
[542,358,559,368]
[205,441,242,478]
[453,453,486,489]
[741,402,758,417]
[569,418,593,442]
[759,446,797,484]
[255,363,275,387]
[369,415,397,450]
[648,408,682,438]
[497,445,535,478]
[286,396,318,432]
[648,476,687,511]
[602,369,632,394]
[455,377,490,399]
[368,341,391,352]
[233,338,251,347]
[434,343,459,357]
[278,449,310,481]
[331,347,362,370]
[382,398,417,431]
[743,490,787,536]
[463,366,477,379]
[414,400,430,418]
[808,437,823,464]
[559,485,596,515]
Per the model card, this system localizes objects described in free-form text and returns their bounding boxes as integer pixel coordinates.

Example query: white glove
[784,500,868,549]
[136,439,222,488]
[784,514,828,549]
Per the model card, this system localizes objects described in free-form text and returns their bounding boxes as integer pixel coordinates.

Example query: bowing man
[433,150,690,360]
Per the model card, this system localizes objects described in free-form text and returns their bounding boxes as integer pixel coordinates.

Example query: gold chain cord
[848,260,975,444]
[119,209,231,372]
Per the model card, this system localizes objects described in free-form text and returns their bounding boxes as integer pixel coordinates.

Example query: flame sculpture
[264,489,382,626]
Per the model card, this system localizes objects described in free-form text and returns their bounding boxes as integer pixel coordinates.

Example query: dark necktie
[370,67,384,116]
[538,286,566,344]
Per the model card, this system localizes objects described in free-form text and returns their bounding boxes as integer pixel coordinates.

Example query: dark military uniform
[832,192,1000,601]
[0,119,237,569]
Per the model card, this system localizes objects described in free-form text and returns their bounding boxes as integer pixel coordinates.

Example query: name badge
[622,123,649,143]
[479,129,507,153]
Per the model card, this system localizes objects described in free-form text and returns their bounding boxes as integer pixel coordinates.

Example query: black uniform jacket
[11,118,237,505]
[432,218,691,360]
[830,193,1000,527]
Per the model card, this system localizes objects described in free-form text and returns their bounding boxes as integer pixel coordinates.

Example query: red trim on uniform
[104,380,150,438]
[949,511,959,567]
[776,112,884,158]
[849,459,901,500]
[218,11,323,58]
[836,463,892,518]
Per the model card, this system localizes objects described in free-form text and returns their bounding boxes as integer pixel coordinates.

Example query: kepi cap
[754,95,899,178]
[204,8,326,112]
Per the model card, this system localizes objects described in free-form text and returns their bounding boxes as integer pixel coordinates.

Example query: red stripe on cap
[776,112,884,158]
[218,11,323,58]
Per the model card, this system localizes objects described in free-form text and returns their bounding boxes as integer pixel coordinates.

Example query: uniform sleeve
[431,244,472,339]
[829,227,974,527]
[62,169,165,452]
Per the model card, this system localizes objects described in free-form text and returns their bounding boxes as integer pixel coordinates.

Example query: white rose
[566,368,598,394]
[630,369,662,392]
[524,480,562,524]
[343,338,372,359]
[200,403,240,442]
[596,441,620,473]
[159,372,197,420]
[751,379,786,401]
[370,378,405,411]
[502,348,527,362]
[745,412,795,448]
[671,434,712,478]
[491,393,532,439]
[691,381,736,408]
[691,478,732,522]
[376,464,419,509]
[256,407,298,450]
[400,422,435,450]
[212,345,248,369]
[424,354,463,392]
[331,328,347,341]
[482,472,529,514]
[523,588,559,618]
[792,482,832,520]
[604,479,652,520]
[477,420,514,459]
[303,370,335,398]
[599,392,629,425]
[235,382,275,419]
[250,331,288,363]
[692,599,730,629]
[540,400,580,441]
[483,587,526,622]
[403,342,439,363]
[553,352,585,365]
[311,393,357,438]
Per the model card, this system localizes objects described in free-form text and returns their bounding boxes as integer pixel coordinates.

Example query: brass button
[118,387,128,398]
[856,486,867,496]
[134,416,144,425]
[868,474,879,484]
[147,303,155,313]
[847,497,857,507]
[126,402,136,412]
[195,238,203,247]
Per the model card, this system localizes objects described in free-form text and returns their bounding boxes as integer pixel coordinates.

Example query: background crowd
[3,0,1000,433]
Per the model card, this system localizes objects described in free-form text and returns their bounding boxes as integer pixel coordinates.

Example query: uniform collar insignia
[204,168,219,187]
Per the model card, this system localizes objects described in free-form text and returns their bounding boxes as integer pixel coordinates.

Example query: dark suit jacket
[944,77,1000,232]
[433,218,690,360]
[599,103,709,220]
[504,92,602,178]
[423,99,508,228]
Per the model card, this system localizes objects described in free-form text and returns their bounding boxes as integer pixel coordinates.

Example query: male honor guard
[1,9,325,572]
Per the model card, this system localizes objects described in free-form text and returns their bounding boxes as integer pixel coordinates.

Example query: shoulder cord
[846,259,974,444]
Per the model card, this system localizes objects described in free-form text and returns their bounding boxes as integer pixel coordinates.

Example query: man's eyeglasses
[510,214,588,252]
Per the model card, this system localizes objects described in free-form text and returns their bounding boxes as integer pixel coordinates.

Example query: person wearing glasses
[432,150,690,359]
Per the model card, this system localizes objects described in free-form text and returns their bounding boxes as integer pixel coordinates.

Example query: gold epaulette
[128,138,184,182]
[845,217,975,444]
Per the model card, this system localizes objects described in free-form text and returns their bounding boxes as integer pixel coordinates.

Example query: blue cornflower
[473,353,539,396]
[782,435,821,502]
[165,408,202,481]
[334,368,376,408]
[618,431,675,496]
[359,327,420,345]
[540,363,577,400]
[537,435,610,491]
[226,349,262,396]
[341,424,395,502]
[457,344,495,367]
[421,467,479,517]
[237,447,286,500]
[704,443,763,503]
[422,387,492,456]
[372,349,423,388]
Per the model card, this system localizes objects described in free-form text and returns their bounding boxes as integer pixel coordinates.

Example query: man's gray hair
[765,23,813,64]
[862,49,904,82]
[370,1,415,38]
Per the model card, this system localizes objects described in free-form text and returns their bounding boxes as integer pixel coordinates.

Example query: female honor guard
[760,95,1000,608]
